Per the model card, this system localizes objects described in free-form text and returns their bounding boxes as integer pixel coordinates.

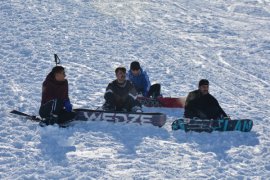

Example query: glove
[64,100,72,112]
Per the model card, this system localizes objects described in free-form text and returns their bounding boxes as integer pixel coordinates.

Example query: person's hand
[64,100,72,112]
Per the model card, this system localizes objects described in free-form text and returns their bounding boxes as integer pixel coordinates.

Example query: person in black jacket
[39,66,75,125]
[102,67,142,112]
[184,79,228,120]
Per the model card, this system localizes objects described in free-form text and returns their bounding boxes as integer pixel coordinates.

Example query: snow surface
[1,0,270,179]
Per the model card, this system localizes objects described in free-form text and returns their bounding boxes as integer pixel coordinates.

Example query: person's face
[131,69,140,76]
[116,70,126,83]
[199,85,209,95]
[55,70,66,81]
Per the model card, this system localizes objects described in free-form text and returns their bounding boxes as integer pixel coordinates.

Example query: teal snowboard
[172,118,253,133]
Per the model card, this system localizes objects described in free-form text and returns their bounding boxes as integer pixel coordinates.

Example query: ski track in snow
[0,0,270,179]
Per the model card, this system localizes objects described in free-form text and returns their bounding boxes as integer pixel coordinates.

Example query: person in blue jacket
[127,61,161,98]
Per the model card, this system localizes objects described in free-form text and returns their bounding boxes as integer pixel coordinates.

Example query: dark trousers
[104,93,141,111]
[185,107,227,120]
[147,84,161,98]
[204,106,227,120]
[39,99,75,124]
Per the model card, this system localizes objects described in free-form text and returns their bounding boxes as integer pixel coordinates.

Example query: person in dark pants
[102,67,142,112]
[127,61,161,98]
[39,66,75,125]
[184,79,229,120]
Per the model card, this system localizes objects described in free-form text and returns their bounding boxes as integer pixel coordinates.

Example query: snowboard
[10,109,166,127]
[73,109,166,127]
[171,118,253,132]
[137,96,186,108]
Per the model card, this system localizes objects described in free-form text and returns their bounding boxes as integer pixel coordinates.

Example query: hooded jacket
[127,68,151,96]
[41,72,69,105]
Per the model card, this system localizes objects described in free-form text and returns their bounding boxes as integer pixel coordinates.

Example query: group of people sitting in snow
[39,61,228,125]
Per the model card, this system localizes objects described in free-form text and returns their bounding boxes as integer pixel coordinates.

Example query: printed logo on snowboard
[172,118,253,132]
[83,112,153,124]
[211,119,253,132]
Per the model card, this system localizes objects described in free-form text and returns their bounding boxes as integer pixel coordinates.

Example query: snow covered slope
[1,0,270,179]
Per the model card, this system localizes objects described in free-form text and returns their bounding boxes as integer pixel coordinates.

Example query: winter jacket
[184,90,228,119]
[41,72,69,105]
[104,80,139,110]
[127,68,151,96]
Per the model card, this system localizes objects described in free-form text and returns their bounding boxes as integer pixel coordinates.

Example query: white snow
[1,0,270,179]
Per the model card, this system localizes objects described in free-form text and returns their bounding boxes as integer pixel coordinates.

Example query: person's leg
[39,99,63,118]
[102,92,116,110]
[39,99,64,125]
[147,84,161,98]
[58,111,76,124]
[123,96,142,112]
[39,102,52,119]
[206,106,222,120]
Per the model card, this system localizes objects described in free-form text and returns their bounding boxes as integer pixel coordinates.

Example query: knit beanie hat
[130,61,141,70]
[199,79,209,87]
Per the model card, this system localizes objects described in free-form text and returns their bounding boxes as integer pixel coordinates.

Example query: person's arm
[41,81,54,105]
[217,102,229,119]
[184,92,196,118]
[65,80,70,100]
[104,82,114,99]
[128,82,138,100]
[184,91,196,108]
[212,96,229,119]
[142,71,151,96]
[63,81,72,112]
[184,91,207,119]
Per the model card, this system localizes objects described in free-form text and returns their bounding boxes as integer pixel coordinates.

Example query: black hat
[115,67,126,74]
[199,79,209,87]
[130,61,141,70]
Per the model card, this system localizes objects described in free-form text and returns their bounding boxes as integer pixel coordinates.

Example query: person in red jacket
[39,66,75,125]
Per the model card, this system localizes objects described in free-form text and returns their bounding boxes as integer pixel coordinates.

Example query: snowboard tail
[10,110,41,122]
[171,118,253,132]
